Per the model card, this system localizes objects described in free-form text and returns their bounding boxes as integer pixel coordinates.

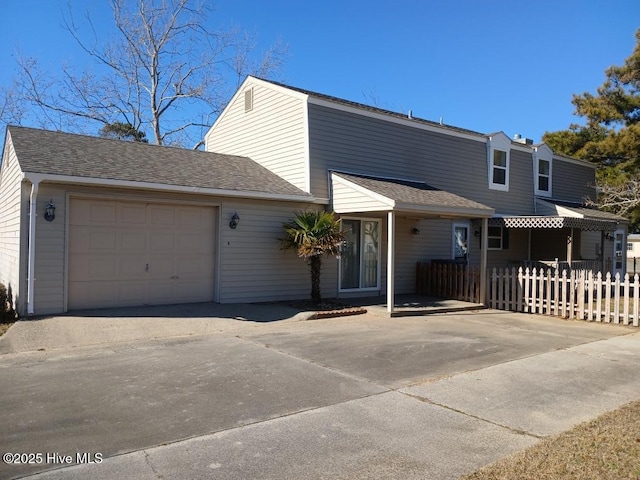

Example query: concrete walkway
[0,308,638,479]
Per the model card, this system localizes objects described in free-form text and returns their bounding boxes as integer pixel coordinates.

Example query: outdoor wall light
[44,200,56,222]
[605,232,614,241]
[229,212,240,229]
[474,230,480,237]
[411,227,420,235]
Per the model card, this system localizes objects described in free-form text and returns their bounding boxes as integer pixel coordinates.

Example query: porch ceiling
[331,172,494,218]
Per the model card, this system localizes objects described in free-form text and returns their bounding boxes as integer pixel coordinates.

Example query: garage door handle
[145,263,149,272]
[170,275,179,280]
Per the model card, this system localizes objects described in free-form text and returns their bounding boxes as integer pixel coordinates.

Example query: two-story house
[0,76,627,316]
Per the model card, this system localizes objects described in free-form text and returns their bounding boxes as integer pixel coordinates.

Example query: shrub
[0,283,17,323]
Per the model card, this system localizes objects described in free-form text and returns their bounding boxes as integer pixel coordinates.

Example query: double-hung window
[340,218,380,290]
[533,145,552,197]
[488,133,511,191]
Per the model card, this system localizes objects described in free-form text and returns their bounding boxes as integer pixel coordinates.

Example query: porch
[341,294,485,317]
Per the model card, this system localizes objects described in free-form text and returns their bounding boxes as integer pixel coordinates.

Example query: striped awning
[488,216,618,232]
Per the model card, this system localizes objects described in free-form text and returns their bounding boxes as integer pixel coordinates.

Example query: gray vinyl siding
[394,218,452,293]
[33,184,67,314]
[552,159,596,203]
[308,104,534,215]
[219,199,337,303]
[581,231,603,261]
[0,135,25,313]
[28,183,322,314]
[205,82,308,192]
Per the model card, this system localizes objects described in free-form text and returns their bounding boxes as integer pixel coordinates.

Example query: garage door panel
[120,231,147,251]
[149,232,175,251]
[146,257,174,277]
[68,199,216,310]
[148,205,176,225]
[120,204,147,224]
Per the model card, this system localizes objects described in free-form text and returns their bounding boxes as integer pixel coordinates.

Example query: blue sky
[2,0,639,143]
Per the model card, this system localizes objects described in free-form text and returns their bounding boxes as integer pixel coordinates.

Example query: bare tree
[586,175,640,216]
[10,0,286,147]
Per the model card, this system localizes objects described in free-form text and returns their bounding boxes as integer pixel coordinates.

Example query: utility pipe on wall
[27,180,39,315]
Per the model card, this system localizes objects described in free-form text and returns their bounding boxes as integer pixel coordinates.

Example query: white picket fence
[489,267,640,327]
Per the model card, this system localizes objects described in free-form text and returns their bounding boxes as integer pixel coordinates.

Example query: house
[0,76,627,316]
[627,234,640,274]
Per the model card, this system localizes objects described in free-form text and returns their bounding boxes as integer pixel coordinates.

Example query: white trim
[339,216,382,292]
[332,172,494,217]
[487,132,511,192]
[302,97,311,193]
[387,211,395,314]
[22,172,320,204]
[26,180,40,315]
[332,173,395,207]
[533,144,553,197]
[309,96,486,143]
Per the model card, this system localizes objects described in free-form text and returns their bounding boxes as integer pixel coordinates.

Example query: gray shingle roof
[259,78,487,138]
[334,172,493,213]
[7,126,311,198]
[544,199,627,222]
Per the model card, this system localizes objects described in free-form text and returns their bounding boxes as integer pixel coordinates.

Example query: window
[533,145,552,197]
[479,226,509,250]
[340,219,380,290]
[488,226,503,250]
[488,133,511,191]
[628,242,633,251]
[492,150,507,186]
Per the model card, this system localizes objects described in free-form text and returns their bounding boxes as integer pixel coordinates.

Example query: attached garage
[68,198,217,310]
[1,126,316,316]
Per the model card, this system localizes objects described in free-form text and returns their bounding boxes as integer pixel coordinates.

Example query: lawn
[461,400,640,480]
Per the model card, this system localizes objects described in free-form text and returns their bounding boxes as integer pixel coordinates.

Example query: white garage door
[68,198,216,310]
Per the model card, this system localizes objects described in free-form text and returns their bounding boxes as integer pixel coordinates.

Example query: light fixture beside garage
[44,200,56,222]
[229,212,240,229]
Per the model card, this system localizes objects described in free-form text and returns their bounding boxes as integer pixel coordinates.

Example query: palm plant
[281,210,344,305]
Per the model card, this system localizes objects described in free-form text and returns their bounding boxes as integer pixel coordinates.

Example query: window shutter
[502,228,510,250]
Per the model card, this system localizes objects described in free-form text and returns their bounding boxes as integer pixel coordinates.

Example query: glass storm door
[453,224,469,263]
[340,219,379,290]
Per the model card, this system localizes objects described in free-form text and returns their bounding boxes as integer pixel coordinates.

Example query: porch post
[601,230,606,273]
[567,228,574,266]
[480,217,488,305]
[387,211,395,314]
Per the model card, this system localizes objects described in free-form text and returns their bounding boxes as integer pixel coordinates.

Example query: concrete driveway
[1,307,639,479]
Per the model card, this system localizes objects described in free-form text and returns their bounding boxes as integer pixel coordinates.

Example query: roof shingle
[7,126,310,198]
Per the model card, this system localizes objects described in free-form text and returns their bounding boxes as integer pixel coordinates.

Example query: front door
[452,223,470,264]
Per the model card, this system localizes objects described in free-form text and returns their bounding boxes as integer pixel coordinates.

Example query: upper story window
[487,132,511,191]
[533,144,553,197]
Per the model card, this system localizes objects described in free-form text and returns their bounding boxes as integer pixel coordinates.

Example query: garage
[68,198,217,310]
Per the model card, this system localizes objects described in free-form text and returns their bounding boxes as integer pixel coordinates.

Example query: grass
[461,400,640,480]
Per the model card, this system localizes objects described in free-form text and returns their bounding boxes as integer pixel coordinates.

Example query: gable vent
[244,88,254,112]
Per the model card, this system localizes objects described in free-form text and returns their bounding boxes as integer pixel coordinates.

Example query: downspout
[27,180,40,315]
